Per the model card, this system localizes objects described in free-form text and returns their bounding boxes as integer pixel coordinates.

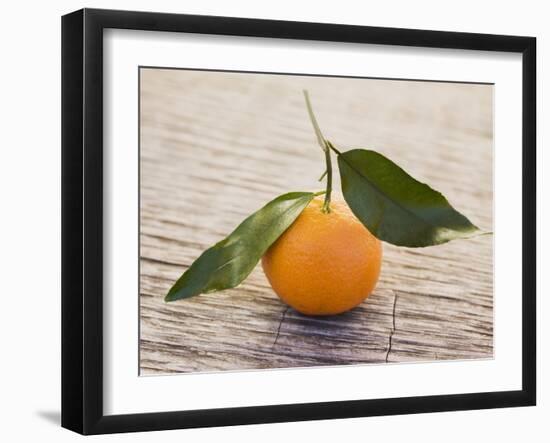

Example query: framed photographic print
[61,8,536,435]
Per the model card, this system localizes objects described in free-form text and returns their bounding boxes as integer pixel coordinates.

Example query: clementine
[261,196,382,315]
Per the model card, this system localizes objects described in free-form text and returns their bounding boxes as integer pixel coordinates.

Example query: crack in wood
[273,307,290,348]
[385,292,398,363]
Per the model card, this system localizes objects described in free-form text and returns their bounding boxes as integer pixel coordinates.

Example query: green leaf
[337,149,481,247]
[165,192,316,302]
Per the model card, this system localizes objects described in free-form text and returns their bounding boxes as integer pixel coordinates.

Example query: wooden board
[139,69,493,374]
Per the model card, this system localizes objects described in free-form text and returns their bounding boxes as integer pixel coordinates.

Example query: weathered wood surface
[139,69,493,374]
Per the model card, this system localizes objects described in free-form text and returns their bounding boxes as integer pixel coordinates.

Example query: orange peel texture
[262,196,382,316]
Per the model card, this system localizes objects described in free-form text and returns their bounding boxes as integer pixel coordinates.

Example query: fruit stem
[322,148,333,213]
[303,90,333,213]
[303,90,327,153]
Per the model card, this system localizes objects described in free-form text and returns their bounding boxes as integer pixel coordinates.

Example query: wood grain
[139,69,493,374]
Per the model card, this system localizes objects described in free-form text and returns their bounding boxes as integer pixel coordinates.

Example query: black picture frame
[61,8,536,435]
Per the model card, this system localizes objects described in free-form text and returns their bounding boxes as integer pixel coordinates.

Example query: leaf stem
[327,141,341,155]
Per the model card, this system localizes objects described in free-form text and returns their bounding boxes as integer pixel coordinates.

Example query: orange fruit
[261,196,382,316]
